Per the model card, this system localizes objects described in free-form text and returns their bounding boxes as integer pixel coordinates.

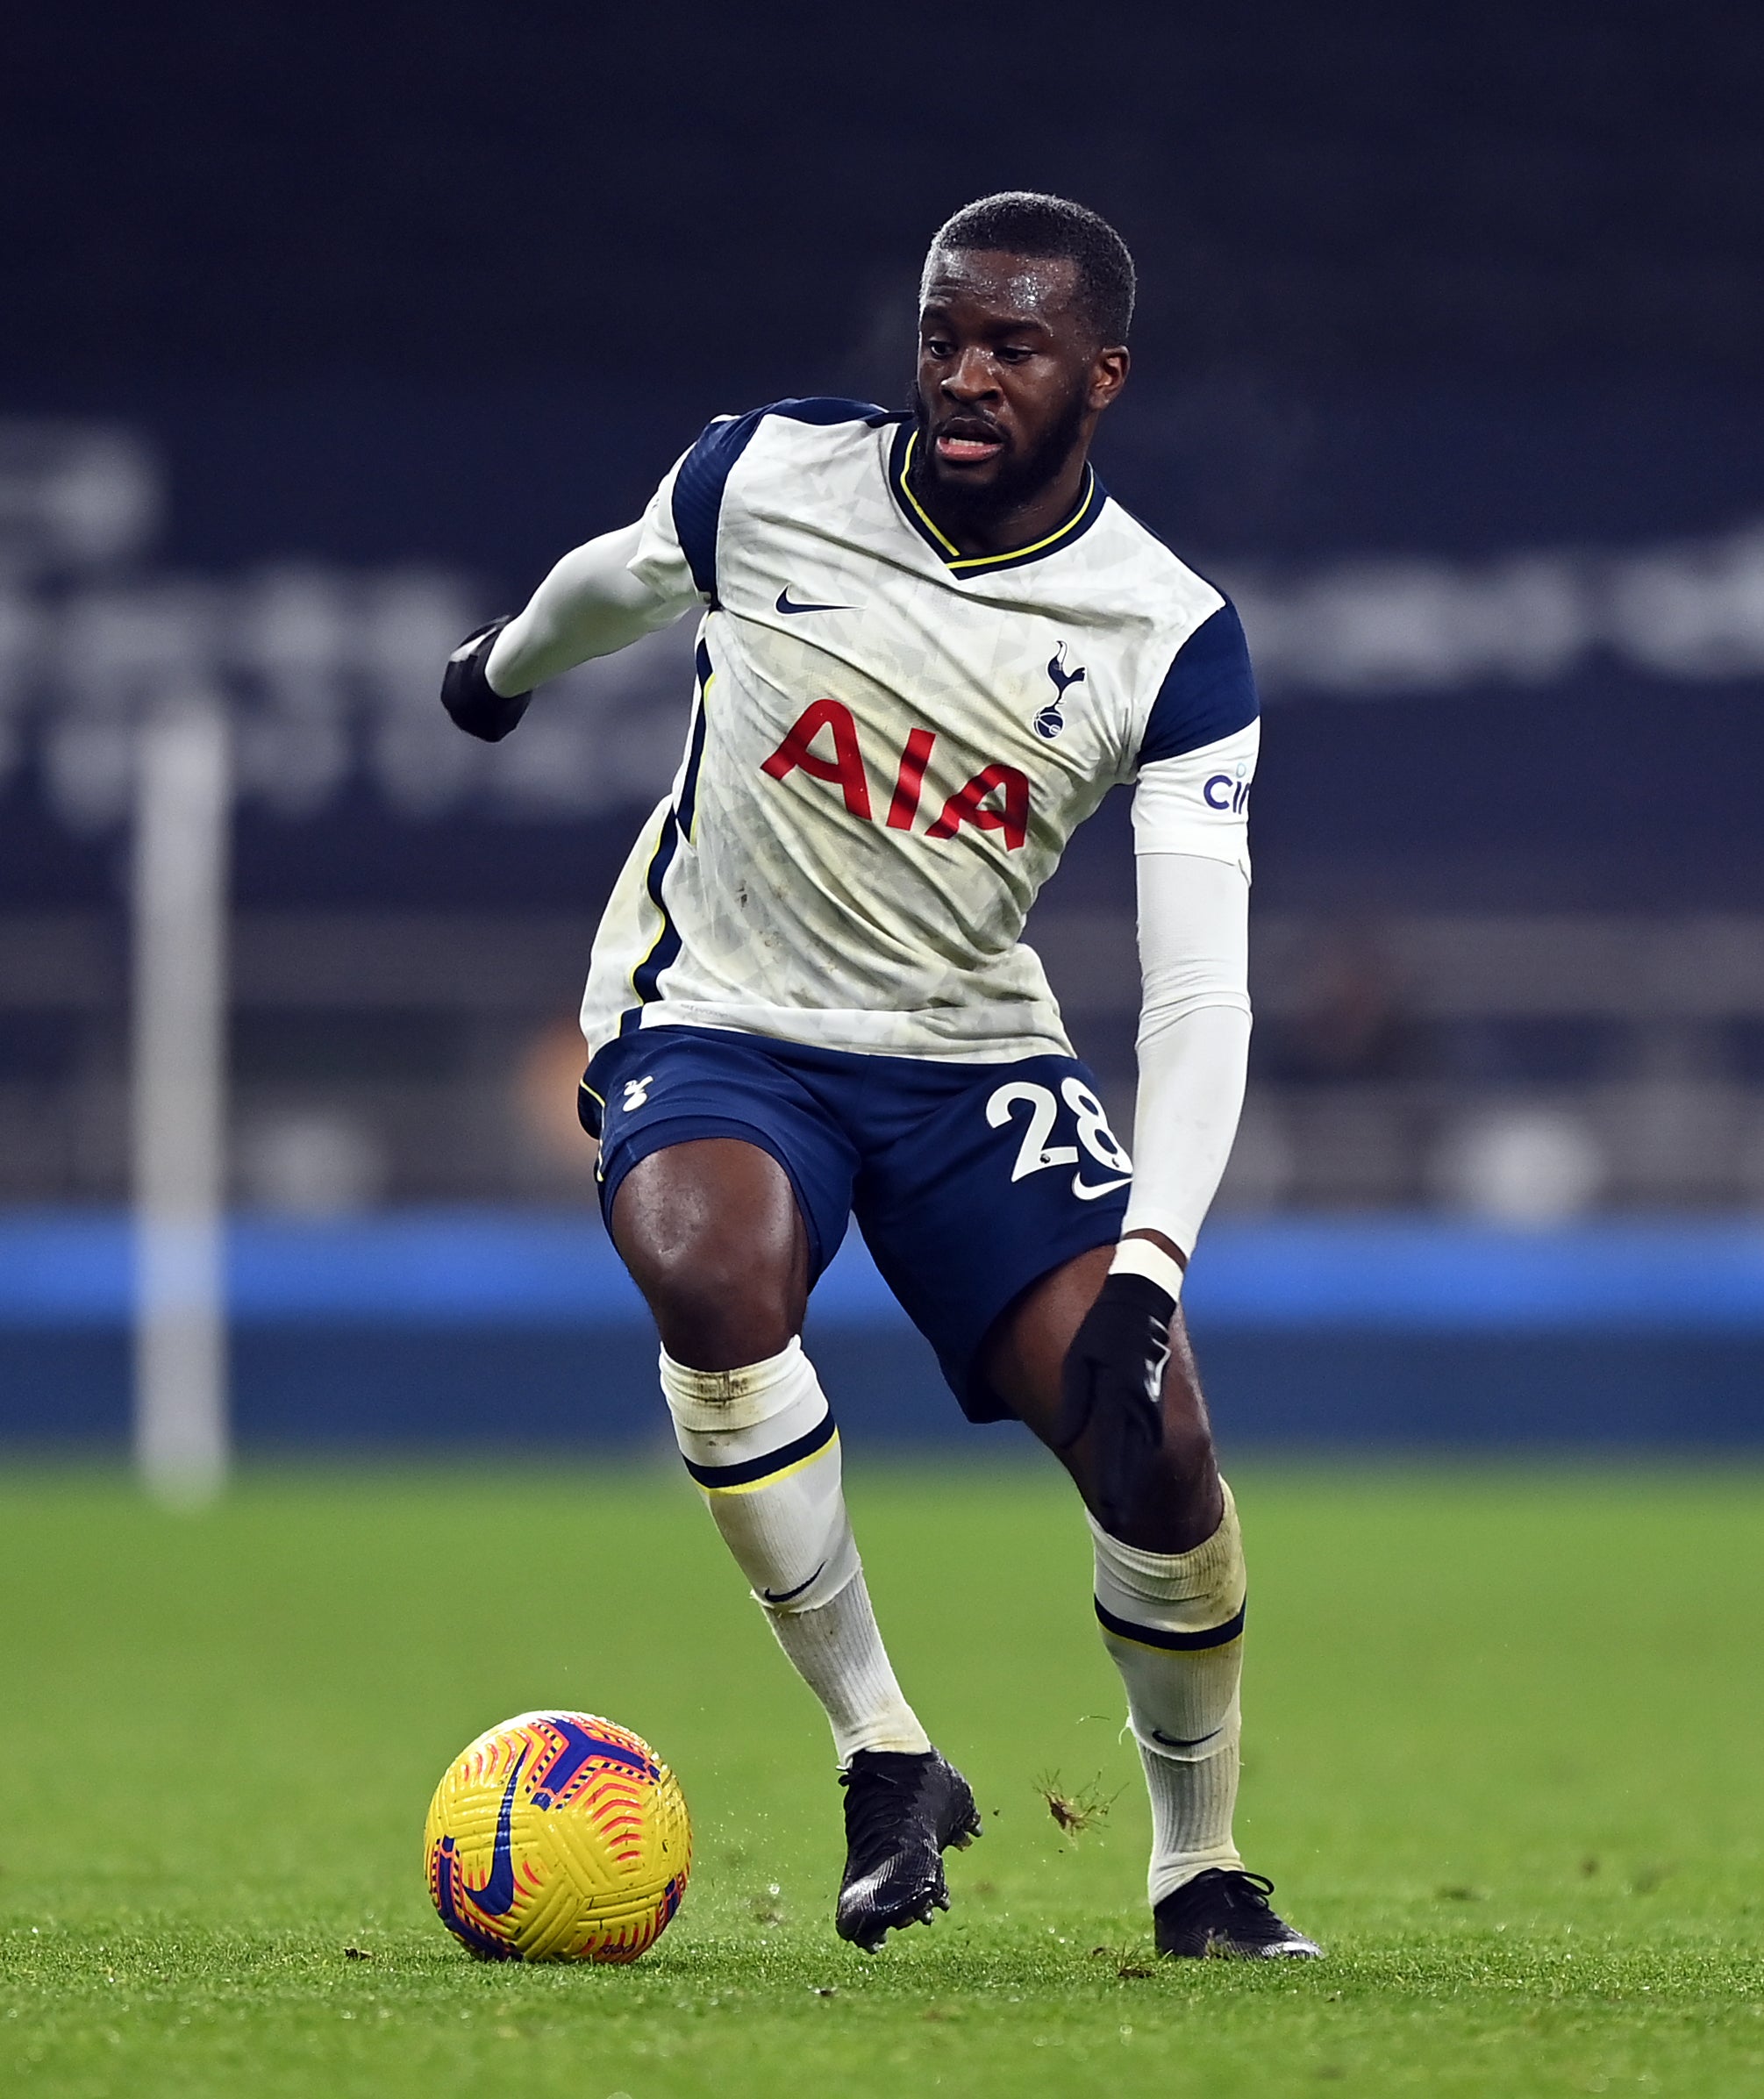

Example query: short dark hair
[925,192,1136,344]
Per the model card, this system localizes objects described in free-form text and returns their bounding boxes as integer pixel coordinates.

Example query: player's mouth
[932,418,1007,467]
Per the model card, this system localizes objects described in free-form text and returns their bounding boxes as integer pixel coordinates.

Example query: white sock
[1091,1480,1247,1905]
[660,1339,929,1765]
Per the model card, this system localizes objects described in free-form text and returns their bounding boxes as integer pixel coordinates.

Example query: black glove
[441,617,532,742]
[1055,1270,1175,1538]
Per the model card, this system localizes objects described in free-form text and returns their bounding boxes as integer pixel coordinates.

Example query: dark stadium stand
[7,4,1761,390]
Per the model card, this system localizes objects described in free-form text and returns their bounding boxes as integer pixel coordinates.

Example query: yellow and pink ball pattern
[424,1711,690,1962]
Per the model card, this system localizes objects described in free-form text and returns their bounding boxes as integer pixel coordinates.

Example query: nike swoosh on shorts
[775,588,853,614]
[1072,1174,1132,1201]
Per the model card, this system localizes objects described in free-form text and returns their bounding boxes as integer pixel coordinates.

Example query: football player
[441,191,1318,1960]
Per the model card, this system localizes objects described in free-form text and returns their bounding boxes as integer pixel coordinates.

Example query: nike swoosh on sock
[1150,1726,1223,1750]
[761,1562,825,1605]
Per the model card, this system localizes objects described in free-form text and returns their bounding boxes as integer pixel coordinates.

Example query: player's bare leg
[984,1249,1320,1959]
[611,1136,808,1370]
[611,1139,980,1950]
[986,1246,1222,1549]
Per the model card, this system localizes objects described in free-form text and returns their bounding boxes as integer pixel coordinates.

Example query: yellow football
[423,1710,690,1961]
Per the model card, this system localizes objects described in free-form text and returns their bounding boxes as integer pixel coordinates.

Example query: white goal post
[132,694,232,1503]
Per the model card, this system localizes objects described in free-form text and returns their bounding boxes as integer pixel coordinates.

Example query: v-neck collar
[885,419,1105,576]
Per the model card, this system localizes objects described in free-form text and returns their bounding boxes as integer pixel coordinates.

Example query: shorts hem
[935,1215,1127,1424]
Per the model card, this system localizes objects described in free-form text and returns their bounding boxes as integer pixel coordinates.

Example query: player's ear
[1088,344,1131,413]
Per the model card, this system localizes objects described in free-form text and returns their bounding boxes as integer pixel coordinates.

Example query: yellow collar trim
[897,429,1098,573]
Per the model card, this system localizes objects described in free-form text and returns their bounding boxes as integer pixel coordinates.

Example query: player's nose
[940,347,1001,401]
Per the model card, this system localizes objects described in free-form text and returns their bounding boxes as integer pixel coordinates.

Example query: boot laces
[839,1760,930,1870]
[1218,1870,1276,1910]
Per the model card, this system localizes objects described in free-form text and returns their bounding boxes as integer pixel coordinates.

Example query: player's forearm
[485,522,696,696]
[1119,852,1252,1260]
[1123,998,1251,1257]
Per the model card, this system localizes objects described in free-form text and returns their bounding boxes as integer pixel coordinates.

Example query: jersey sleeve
[666,397,885,603]
[626,452,700,604]
[1135,600,1260,769]
[1130,718,1259,874]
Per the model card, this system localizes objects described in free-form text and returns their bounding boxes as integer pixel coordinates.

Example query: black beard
[907,380,1091,534]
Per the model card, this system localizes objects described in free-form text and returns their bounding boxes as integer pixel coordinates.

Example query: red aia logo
[761,700,1029,850]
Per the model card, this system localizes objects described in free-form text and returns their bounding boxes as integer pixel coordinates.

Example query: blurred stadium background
[4,0,1762,1453]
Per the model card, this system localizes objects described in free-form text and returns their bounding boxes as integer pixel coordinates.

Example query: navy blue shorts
[580,1026,1132,1423]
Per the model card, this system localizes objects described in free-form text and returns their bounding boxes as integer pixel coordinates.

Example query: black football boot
[834,1748,982,1952]
[1153,1869,1323,1959]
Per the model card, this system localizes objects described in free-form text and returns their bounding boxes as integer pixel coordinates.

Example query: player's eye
[923,337,954,359]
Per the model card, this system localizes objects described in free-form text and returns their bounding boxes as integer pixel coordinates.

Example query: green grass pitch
[2,1459,1760,2096]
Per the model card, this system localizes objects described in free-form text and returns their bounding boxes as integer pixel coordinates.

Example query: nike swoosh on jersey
[1151,1726,1223,1749]
[1071,1174,1132,1201]
[775,588,853,614]
[464,1744,528,1917]
[761,1561,825,1604]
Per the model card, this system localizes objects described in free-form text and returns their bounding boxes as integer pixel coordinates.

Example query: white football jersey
[581,399,1260,1064]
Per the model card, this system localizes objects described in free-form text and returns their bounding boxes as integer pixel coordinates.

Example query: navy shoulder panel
[1137,601,1261,767]
[671,397,883,600]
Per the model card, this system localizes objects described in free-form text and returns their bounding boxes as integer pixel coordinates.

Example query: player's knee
[639,1242,798,1371]
[1157,1411,1218,1495]
[1099,1411,1219,1549]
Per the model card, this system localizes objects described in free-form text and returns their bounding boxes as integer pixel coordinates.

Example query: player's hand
[1055,1269,1175,1538]
[441,617,532,742]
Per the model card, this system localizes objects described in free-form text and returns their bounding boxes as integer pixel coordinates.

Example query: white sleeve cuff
[1131,719,1259,872]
